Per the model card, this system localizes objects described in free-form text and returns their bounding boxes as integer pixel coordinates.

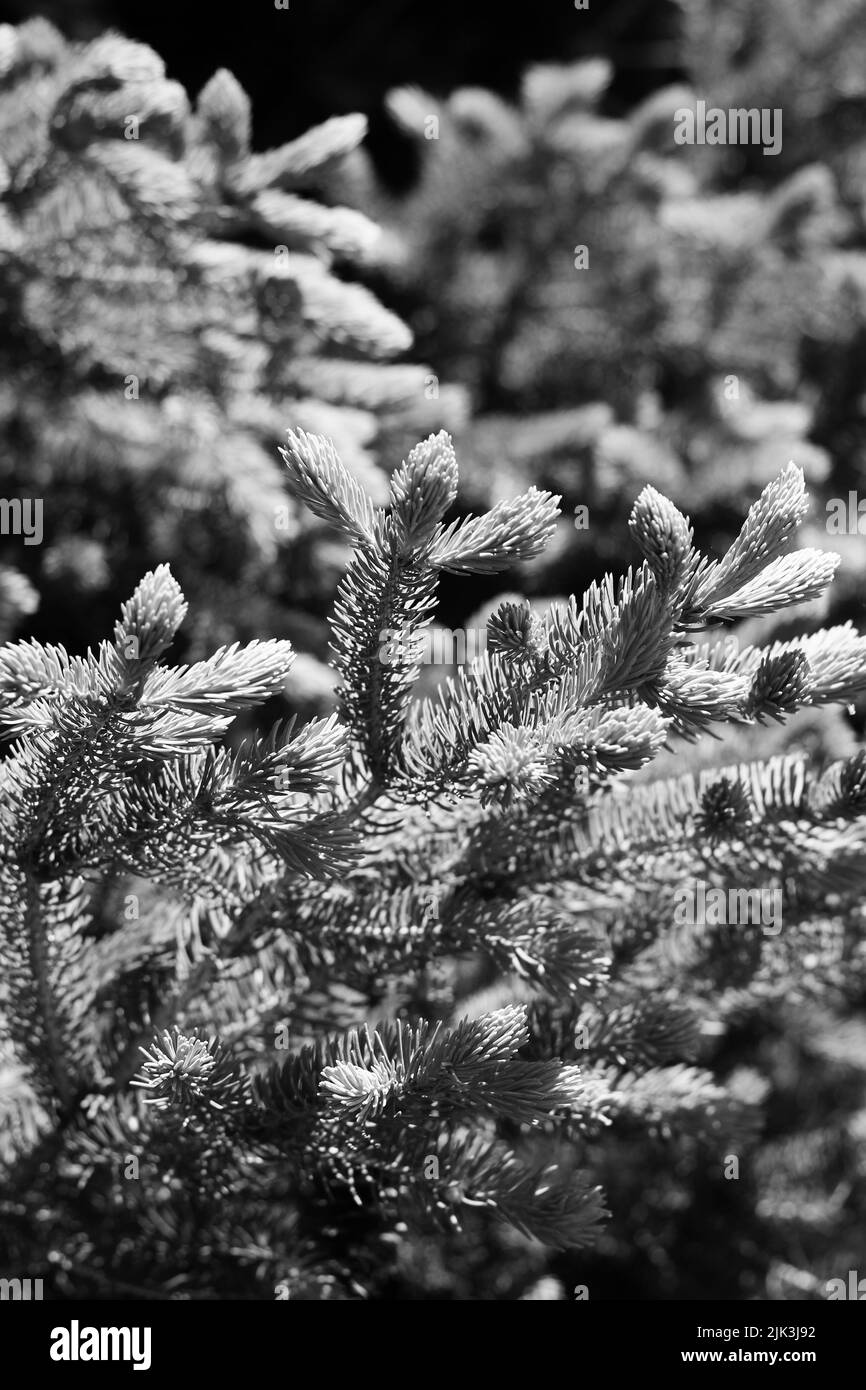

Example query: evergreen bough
[2,433,866,1298]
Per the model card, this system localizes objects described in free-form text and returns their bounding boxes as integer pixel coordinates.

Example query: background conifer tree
[0,18,464,667]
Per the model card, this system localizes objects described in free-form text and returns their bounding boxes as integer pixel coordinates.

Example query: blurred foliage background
[1,0,865,1298]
